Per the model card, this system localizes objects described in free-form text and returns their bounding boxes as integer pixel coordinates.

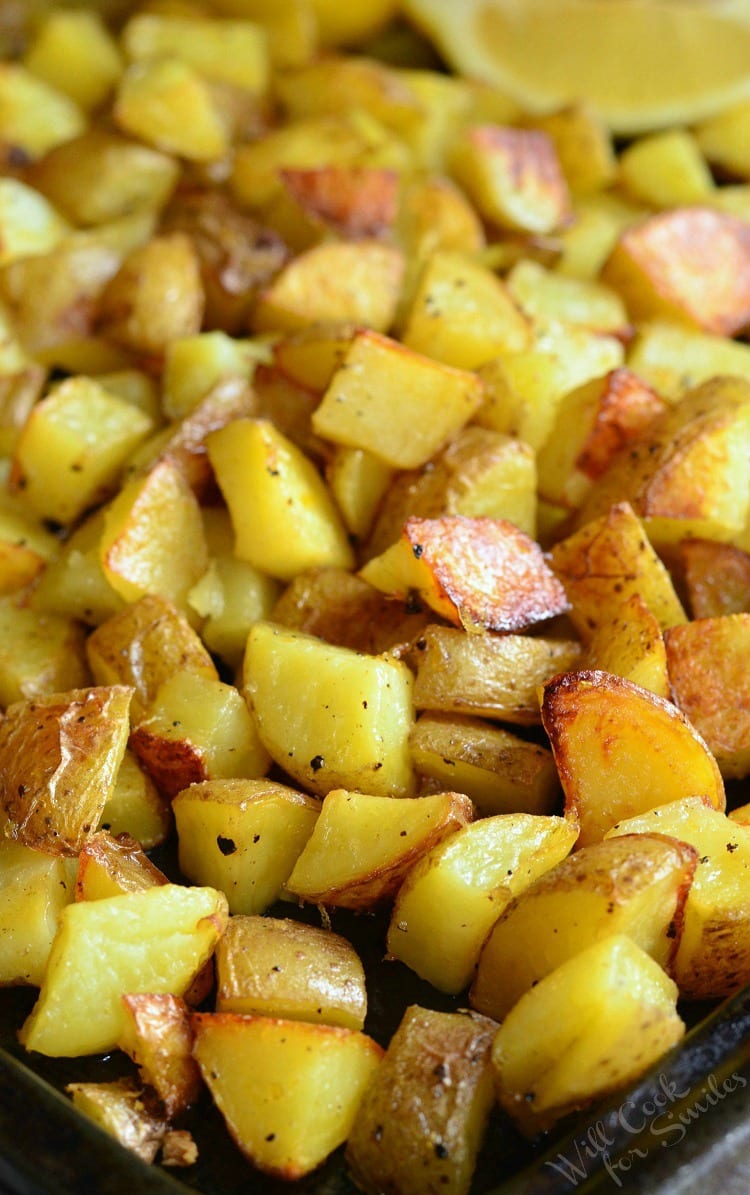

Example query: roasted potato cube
[695,99,750,179]
[0,840,74,986]
[367,426,537,555]
[0,685,133,856]
[618,130,714,208]
[327,445,395,541]
[312,329,485,469]
[276,166,398,244]
[584,592,670,699]
[122,13,269,94]
[244,621,416,797]
[192,1013,382,1181]
[30,509,125,628]
[541,670,725,846]
[602,207,750,336]
[0,178,69,266]
[99,749,171,851]
[75,831,167,901]
[680,538,750,619]
[0,596,89,707]
[114,59,230,163]
[66,1078,166,1164]
[207,417,354,581]
[664,614,750,778]
[20,883,227,1056]
[361,515,568,632]
[471,833,697,1021]
[87,594,217,723]
[450,125,571,235]
[173,778,319,914]
[608,799,750,999]
[573,377,750,548]
[346,1006,495,1195]
[100,459,208,613]
[188,557,280,671]
[24,9,123,112]
[388,813,577,993]
[627,318,750,400]
[409,713,560,816]
[9,376,153,525]
[492,935,684,1135]
[215,915,367,1029]
[272,320,360,394]
[525,103,616,197]
[411,623,582,725]
[0,503,59,598]
[506,258,628,337]
[119,992,201,1118]
[400,249,529,370]
[286,788,473,909]
[0,64,85,161]
[549,502,687,640]
[253,240,404,335]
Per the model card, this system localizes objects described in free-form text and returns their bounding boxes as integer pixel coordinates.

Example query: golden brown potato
[346,1005,496,1195]
[286,788,474,909]
[665,614,750,778]
[411,623,582,724]
[0,839,74,986]
[66,1078,166,1165]
[75,830,167,901]
[119,992,201,1119]
[679,538,750,619]
[0,685,133,855]
[0,597,90,708]
[471,832,697,1020]
[541,670,725,845]
[277,166,399,242]
[215,915,367,1030]
[361,515,569,633]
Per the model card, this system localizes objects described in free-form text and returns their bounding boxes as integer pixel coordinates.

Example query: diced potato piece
[100,459,208,612]
[680,538,750,619]
[99,749,170,851]
[549,502,686,640]
[450,125,571,235]
[250,363,325,462]
[207,418,353,581]
[193,1013,382,1180]
[608,799,750,999]
[472,833,696,1021]
[114,59,230,162]
[24,9,122,112]
[541,670,725,847]
[0,598,89,706]
[0,64,85,160]
[0,179,69,266]
[396,175,485,266]
[75,830,167,901]
[273,321,360,394]
[695,99,750,179]
[119,993,201,1118]
[9,376,153,525]
[20,883,227,1056]
[244,621,416,798]
[346,1006,495,1195]
[492,935,684,1135]
[554,191,646,280]
[0,686,132,856]
[0,840,74,986]
[131,672,269,797]
[173,778,318,914]
[506,258,628,337]
[665,614,750,778]
[162,332,258,420]
[86,594,217,724]
[602,207,750,336]
[573,377,750,548]
[525,103,616,196]
[328,446,394,541]
[253,240,403,335]
[286,788,473,909]
[411,623,582,725]
[619,130,714,208]
[537,368,667,510]
[400,250,529,370]
[313,329,485,468]
[271,568,429,656]
[367,426,537,555]
[409,713,560,816]
[29,130,179,227]
[0,504,58,596]
[476,319,624,452]
[66,1078,166,1164]
[585,592,669,698]
[627,319,750,400]
[275,54,419,135]
[33,509,125,626]
[98,233,203,358]
[275,166,398,245]
[96,368,160,421]
[362,515,568,633]
[216,915,366,1029]
[388,813,577,993]
[188,557,280,671]
[122,14,268,94]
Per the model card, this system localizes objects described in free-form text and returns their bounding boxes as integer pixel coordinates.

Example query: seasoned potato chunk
[66,1078,166,1164]
[0,840,74,986]
[119,992,201,1119]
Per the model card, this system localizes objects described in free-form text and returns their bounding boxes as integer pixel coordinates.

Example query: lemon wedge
[403,0,750,134]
